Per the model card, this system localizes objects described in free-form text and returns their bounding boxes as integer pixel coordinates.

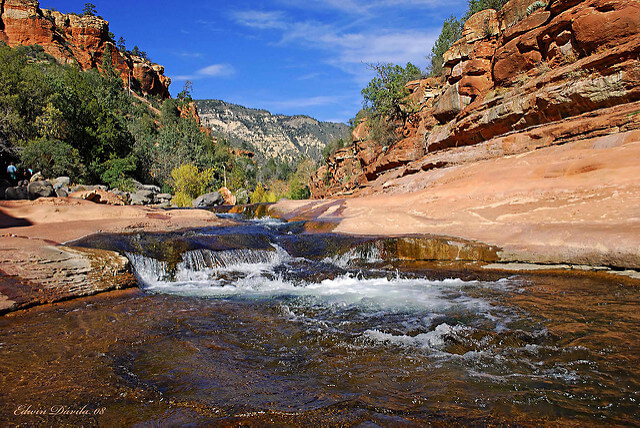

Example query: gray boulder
[29,172,44,183]
[28,181,55,199]
[51,176,70,190]
[72,184,108,193]
[131,179,161,194]
[129,189,155,205]
[0,179,10,201]
[5,186,29,200]
[56,187,69,198]
[192,192,224,208]
[155,193,172,204]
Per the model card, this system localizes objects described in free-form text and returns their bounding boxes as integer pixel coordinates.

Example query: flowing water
[0,215,639,426]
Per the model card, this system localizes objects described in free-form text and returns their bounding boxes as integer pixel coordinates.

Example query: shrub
[526,1,547,15]
[170,163,216,207]
[289,179,310,200]
[99,155,136,190]
[21,137,84,179]
[362,62,423,121]
[251,182,278,203]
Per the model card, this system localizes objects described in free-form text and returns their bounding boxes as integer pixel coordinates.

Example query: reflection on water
[0,217,639,426]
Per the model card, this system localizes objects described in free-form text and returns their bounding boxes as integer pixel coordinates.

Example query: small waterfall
[328,243,385,268]
[126,252,171,283]
[179,247,283,271]
[127,245,290,286]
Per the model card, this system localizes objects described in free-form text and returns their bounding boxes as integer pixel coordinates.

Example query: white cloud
[231,10,288,29]
[277,0,449,14]
[175,51,204,59]
[233,11,437,78]
[174,63,235,81]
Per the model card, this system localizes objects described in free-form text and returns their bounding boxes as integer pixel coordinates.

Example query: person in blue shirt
[6,162,17,182]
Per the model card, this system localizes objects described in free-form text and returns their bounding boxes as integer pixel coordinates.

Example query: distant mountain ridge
[196,99,349,162]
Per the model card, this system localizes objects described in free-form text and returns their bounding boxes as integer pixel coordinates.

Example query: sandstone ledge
[0,198,230,314]
[274,130,640,276]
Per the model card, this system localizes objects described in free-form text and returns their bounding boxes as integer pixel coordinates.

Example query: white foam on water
[250,216,286,228]
[363,323,470,350]
[326,245,384,268]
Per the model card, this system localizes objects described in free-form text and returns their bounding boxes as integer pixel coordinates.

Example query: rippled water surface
[0,216,639,426]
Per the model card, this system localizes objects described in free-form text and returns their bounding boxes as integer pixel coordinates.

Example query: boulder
[458,75,493,98]
[69,189,124,205]
[493,38,541,84]
[56,187,69,198]
[27,181,55,199]
[155,193,173,203]
[0,179,11,201]
[131,179,161,194]
[503,11,551,43]
[5,186,29,200]
[72,184,108,193]
[29,172,44,183]
[433,83,471,124]
[462,59,492,76]
[219,187,237,206]
[497,0,533,30]
[129,189,155,205]
[352,120,370,142]
[192,192,224,208]
[51,176,70,190]
[235,189,250,206]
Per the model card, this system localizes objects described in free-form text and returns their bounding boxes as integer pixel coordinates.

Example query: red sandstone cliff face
[0,0,170,98]
[311,0,640,198]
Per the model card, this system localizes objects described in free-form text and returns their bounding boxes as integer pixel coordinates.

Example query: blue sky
[40,1,468,123]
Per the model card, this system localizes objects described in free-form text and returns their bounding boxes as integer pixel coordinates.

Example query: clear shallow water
[0,216,639,426]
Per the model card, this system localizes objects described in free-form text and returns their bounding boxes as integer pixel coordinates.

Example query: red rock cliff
[0,0,171,98]
[311,0,640,198]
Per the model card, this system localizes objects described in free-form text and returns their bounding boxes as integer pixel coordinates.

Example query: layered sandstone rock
[0,0,171,98]
[311,0,640,198]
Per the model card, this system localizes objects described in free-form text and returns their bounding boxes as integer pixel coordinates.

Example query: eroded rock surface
[0,0,170,97]
[312,0,640,197]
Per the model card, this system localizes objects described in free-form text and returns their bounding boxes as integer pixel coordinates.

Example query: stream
[0,214,638,426]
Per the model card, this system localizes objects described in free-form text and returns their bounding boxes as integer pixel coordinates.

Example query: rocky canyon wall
[311,0,640,198]
[0,0,170,98]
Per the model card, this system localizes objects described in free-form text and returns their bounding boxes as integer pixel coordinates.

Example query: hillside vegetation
[196,99,349,163]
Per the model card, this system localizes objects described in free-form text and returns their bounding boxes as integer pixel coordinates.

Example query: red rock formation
[0,0,171,98]
[310,0,640,199]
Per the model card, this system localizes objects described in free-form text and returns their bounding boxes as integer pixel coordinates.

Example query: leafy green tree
[361,62,422,121]
[427,16,464,77]
[130,45,151,62]
[82,3,97,16]
[21,137,85,179]
[117,37,126,53]
[99,155,136,190]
